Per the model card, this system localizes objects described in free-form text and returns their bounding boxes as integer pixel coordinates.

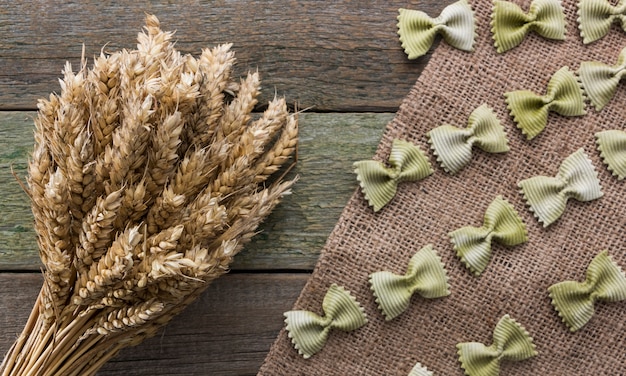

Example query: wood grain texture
[0,273,308,375]
[0,112,390,271]
[0,0,448,111]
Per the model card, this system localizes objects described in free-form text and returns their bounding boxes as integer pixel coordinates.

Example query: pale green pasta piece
[518,148,603,227]
[577,0,626,44]
[450,196,527,276]
[548,251,626,332]
[491,0,566,53]
[579,46,626,110]
[354,139,433,212]
[596,129,626,180]
[457,314,537,376]
[284,284,367,359]
[397,0,476,59]
[504,66,586,140]
[369,244,450,321]
[428,104,509,174]
[408,362,434,376]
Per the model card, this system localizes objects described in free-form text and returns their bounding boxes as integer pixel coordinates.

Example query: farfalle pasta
[577,0,626,44]
[369,245,450,321]
[579,46,626,110]
[548,251,626,332]
[397,0,476,59]
[504,66,586,140]
[518,148,603,227]
[284,284,367,359]
[491,0,566,53]
[457,315,537,376]
[427,104,509,174]
[596,129,626,180]
[408,362,433,376]
[449,196,527,276]
[353,139,433,212]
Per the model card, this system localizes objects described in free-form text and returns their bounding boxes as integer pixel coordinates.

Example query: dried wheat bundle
[0,14,297,376]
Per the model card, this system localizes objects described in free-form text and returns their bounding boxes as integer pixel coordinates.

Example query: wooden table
[0,1,447,374]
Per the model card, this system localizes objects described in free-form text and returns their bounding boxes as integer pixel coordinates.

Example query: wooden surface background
[0,1,450,374]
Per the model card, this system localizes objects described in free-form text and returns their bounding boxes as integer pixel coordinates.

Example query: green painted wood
[0,112,37,270]
[0,0,450,111]
[0,272,308,376]
[0,112,390,271]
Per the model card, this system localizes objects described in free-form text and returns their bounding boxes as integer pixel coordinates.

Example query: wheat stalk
[0,14,297,376]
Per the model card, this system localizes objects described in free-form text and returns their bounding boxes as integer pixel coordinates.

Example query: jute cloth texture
[258,0,626,374]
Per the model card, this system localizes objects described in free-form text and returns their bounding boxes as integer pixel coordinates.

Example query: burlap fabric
[258,0,626,374]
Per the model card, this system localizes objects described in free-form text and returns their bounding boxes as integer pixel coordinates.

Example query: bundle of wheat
[0,14,297,376]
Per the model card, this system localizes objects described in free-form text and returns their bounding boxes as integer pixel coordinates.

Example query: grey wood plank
[0,0,450,111]
[0,112,390,271]
[0,273,308,376]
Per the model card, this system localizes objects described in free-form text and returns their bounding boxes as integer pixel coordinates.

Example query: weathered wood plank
[0,272,308,375]
[0,0,450,111]
[0,112,390,271]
